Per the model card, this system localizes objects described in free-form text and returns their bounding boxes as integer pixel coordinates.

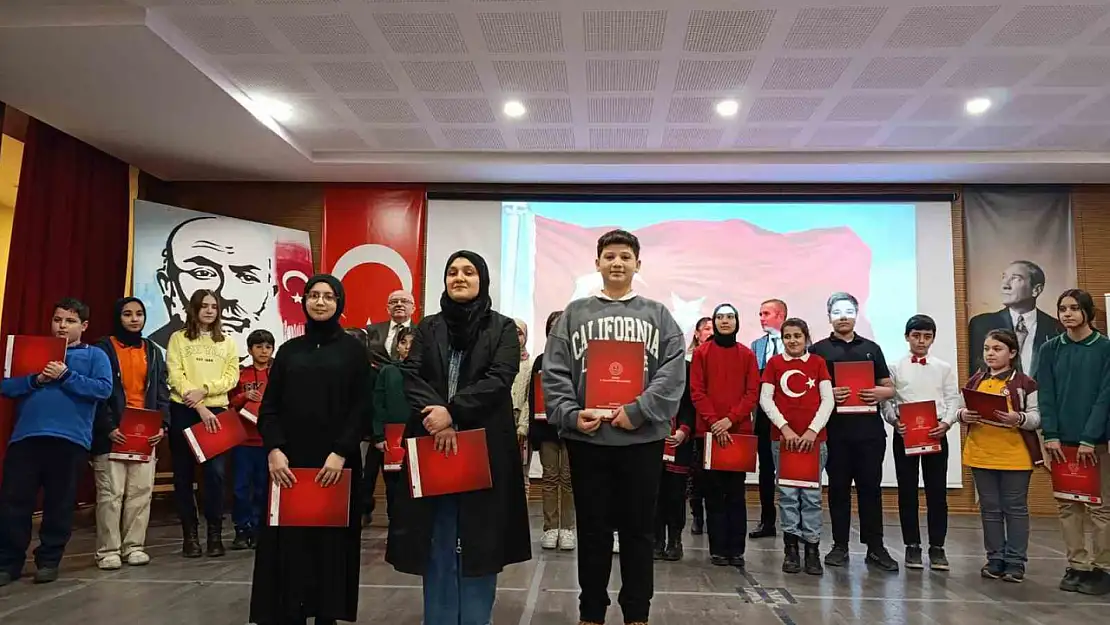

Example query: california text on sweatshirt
[1,343,113,450]
[1035,330,1110,447]
[542,292,686,446]
[689,340,760,437]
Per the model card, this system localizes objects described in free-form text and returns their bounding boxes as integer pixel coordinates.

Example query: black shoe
[824,544,849,567]
[804,542,824,576]
[1003,563,1025,584]
[663,534,683,561]
[749,522,776,539]
[929,546,949,571]
[782,534,801,574]
[231,530,251,551]
[33,567,58,584]
[691,517,704,536]
[653,534,666,560]
[206,527,226,558]
[730,555,746,568]
[981,560,1005,579]
[1060,567,1086,591]
[710,554,730,566]
[182,524,202,558]
[0,571,13,587]
[1077,568,1110,595]
[904,545,924,570]
[866,547,899,572]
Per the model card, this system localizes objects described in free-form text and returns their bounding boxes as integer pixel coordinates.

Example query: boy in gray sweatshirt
[543,229,685,625]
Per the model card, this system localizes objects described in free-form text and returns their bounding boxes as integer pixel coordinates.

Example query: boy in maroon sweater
[228,329,273,549]
[689,303,760,566]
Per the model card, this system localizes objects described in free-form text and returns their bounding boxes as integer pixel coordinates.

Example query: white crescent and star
[779,369,816,398]
[281,269,309,304]
[332,244,413,291]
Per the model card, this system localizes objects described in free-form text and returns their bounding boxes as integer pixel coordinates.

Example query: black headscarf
[112,297,146,348]
[439,250,492,351]
[303,274,345,344]
[711,303,739,347]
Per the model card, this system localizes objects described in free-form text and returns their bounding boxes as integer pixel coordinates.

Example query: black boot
[653,530,666,560]
[690,496,704,535]
[231,529,251,551]
[182,524,202,558]
[782,533,801,574]
[663,532,684,561]
[206,525,226,558]
[804,541,824,576]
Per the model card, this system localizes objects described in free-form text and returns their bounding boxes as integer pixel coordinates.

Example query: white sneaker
[612,531,620,554]
[559,529,576,551]
[126,551,150,566]
[97,555,122,570]
[540,529,559,550]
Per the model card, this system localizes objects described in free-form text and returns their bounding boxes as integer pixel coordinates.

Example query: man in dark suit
[366,289,414,362]
[749,298,787,539]
[967,260,1063,378]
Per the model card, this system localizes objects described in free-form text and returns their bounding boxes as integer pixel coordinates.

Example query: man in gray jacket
[543,229,685,625]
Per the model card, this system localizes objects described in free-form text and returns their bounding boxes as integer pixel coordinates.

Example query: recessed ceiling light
[503,100,526,118]
[965,97,992,116]
[716,99,740,118]
[251,95,294,123]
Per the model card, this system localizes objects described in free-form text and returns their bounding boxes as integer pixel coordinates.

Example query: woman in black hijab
[387,250,531,625]
[249,275,371,625]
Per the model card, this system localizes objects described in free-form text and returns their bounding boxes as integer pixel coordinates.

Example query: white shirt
[385,319,411,351]
[763,330,783,363]
[758,351,835,434]
[1009,308,1037,374]
[883,354,961,426]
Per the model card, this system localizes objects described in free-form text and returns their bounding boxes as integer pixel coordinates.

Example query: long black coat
[386,311,532,577]
[249,330,370,624]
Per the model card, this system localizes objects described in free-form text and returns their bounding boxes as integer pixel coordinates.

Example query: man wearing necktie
[367,290,415,362]
[750,299,788,539]
[967,260,1063,378]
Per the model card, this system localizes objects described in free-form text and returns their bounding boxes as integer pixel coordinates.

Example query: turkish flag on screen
[532,216,872,346]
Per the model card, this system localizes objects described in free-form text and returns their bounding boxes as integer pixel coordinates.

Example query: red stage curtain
[0,119,130,491]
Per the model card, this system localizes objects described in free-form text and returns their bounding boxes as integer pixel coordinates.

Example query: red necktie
[912,355,927,365]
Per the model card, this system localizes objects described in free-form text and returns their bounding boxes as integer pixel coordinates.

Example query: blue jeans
[771,441,828,544]
[169,403,228,529]
[423,495,497,625]
[232,445,268,532]
[972,468,1031,566]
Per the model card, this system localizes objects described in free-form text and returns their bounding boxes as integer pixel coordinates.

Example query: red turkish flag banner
[532,216,873,345]
[321,188,427,327]
[274,239,314,341]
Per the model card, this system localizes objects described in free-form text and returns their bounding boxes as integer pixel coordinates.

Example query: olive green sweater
[372,364,409,441]
[1036,330,1110,447]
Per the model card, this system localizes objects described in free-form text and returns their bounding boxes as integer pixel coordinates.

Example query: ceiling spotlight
[965,97,992,116]
[716,99,740,117]
[250,95,294,123]
[503,100,526,118]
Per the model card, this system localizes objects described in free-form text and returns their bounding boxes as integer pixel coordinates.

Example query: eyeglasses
[306,292,337,302]
[388,298,413,305]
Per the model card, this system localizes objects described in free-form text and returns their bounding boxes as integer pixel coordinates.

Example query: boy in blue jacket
[0,298,112,585]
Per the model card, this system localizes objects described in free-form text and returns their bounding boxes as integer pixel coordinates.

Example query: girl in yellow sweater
[960,328,1042,584]
[167,289,240,558]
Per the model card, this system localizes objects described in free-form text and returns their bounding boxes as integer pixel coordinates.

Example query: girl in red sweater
[690,304,760,566]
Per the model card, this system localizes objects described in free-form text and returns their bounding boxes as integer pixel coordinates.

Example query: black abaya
[249,330,370,625]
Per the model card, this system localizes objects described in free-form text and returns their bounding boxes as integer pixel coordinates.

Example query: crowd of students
[0,228,1107,625]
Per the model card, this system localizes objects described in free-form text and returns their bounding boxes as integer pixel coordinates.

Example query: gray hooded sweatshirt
[541,291,686,446]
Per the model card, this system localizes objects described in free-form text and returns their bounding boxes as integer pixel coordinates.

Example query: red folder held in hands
[406,428,493,498]
[663,439,677,464]
[777,446,821,489]
[900,400,942,456]
[961,388,1011,428]
[703,434,758,472]
[533,373,547,422]
[833,361,876,414]
[183,411,247,463]
[4,335,66,379]
[267,468,352,527]
[585,339,645,418]
[1051,446,1103,505]
[110,407,163,462]
[382,423,406,472]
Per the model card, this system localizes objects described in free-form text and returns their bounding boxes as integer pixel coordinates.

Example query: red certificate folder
[585,339,645,417]
[267,468,351,527]
[532,373,546,421]
[961,388,1011,427]
[1051,446,1103,505]
[777,446,821,489]
[703,434,758,472]
[238,402,259,425]
[663,439,677,463]
[382,423,406,472]
[833,360,876,414]
[406,428,493,498]
[900,400,942,456]
[109,407,163,462]
[183,410,247,463]
[3,335,66,379]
